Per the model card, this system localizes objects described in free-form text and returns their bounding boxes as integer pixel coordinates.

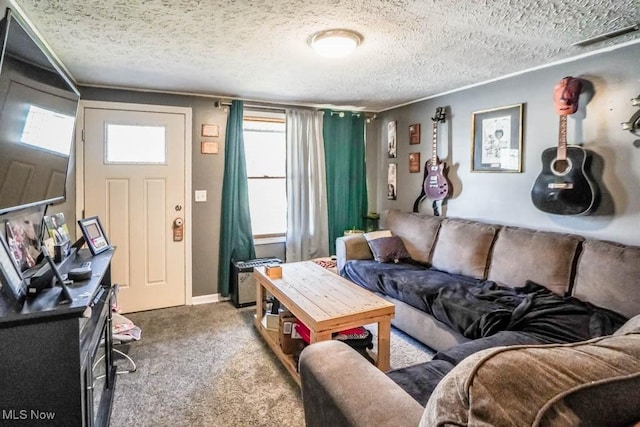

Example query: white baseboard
[191,294,229,305]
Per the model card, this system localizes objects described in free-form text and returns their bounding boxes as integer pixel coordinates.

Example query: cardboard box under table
[278,311,305,354]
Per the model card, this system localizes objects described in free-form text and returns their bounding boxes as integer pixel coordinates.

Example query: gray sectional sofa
[335,210,639,352]
[299,209,640,426]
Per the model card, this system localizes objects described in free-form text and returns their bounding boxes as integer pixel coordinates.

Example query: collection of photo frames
[0,214,111,303]
[385,103,524,200]
[201,123,220,154]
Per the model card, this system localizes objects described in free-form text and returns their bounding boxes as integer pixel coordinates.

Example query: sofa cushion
[366,236,412,263]
[615,314,640,336]
[380,210,441,264]
[487,226,582,295]
[430,218,499,279]
[573,239,640,319]
[421,334,640,427]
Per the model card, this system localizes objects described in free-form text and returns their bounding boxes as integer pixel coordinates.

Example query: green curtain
[323,110,367,254]
[218,100,256,296]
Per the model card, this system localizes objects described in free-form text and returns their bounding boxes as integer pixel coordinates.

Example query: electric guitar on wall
[531,77,599,216]
[412,107,449,214]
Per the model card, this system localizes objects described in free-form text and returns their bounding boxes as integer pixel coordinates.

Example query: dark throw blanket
[342,260,628,405]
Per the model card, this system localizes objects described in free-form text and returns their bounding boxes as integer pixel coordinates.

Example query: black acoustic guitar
[531,77,598,215]
[412,107,449,214]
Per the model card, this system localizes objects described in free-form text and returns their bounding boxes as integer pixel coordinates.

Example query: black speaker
[25,263,54,297]
[230,258,281,308]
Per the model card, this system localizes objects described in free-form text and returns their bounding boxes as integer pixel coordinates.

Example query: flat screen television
[0,7,80,215]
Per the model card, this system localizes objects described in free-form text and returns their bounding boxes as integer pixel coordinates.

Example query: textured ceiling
[12,0,640,111]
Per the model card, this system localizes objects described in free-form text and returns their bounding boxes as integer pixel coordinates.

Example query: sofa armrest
[300,341,423,427]
[336,235,372,274]
[421,334,640,426]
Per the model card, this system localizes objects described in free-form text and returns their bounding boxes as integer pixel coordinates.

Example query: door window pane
[105,124,166,164]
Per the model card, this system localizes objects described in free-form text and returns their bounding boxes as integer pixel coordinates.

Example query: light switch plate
[195,190,207,202]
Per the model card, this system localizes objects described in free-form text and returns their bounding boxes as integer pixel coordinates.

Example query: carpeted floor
[110,302,433,427]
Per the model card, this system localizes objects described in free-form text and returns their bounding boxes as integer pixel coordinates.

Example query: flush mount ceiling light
[310,29,363,58]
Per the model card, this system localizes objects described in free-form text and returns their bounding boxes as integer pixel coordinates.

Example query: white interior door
[82,103,190,313]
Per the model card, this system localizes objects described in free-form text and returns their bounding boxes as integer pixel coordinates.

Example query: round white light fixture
[310,29,362,58]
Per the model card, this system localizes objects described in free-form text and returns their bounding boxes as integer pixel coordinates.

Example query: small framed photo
[201,124,219,137]
[0,235,26,302]
[409,123,421,144]
[471,103,523,172]
[387,121,397,158]
[201,141,219,154]
[387,163,397,200]
[409,152,420,173]
[78,216,111,255]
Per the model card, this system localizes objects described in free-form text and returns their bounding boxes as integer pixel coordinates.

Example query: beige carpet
[110,302,433,427]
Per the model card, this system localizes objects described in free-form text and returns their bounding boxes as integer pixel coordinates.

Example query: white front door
[81,102,191,313]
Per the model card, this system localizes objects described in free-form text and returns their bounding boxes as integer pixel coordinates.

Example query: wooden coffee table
[254,261,395,386]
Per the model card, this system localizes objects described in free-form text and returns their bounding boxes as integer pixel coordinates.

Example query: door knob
[173,218,184,242]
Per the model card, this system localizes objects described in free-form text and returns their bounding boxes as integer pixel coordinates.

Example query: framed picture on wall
[201,124,219,137]
[387,121,397,158]
[409,152,420,173]
[471,103,523,172]
[387,163,397,200]
[409,123,421,144]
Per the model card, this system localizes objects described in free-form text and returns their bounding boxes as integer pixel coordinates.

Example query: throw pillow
[363,230,392,241]
[366,236,411,263]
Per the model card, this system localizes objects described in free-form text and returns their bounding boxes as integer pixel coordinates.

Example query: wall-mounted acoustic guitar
[412,107,449,215]
[531,77,599,215]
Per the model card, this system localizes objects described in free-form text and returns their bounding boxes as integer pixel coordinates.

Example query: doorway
[78,101,192,313]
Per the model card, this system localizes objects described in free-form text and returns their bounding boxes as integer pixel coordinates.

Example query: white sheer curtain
[285,109,329,262]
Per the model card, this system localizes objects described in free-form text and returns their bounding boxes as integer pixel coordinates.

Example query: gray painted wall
[79,87,227,297]
[371,43,640,246]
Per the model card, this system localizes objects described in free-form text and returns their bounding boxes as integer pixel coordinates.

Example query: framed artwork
[409,152,420,173]
[0,235,26,301]
[409,123,421,144]
[201,141,219,154]
[78,216,111,255]
[5,219,40,271]
[387,163,397,200]
[471,104,523,172]
[201,124,219,137]
[387,121,397,158]
[43,212,71,244]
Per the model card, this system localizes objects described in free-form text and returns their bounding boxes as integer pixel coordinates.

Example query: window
[105,123,166,164]
[243,113,287,238]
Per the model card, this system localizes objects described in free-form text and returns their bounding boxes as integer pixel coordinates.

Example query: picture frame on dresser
[0,235,26,302]
[78,216,111,255]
